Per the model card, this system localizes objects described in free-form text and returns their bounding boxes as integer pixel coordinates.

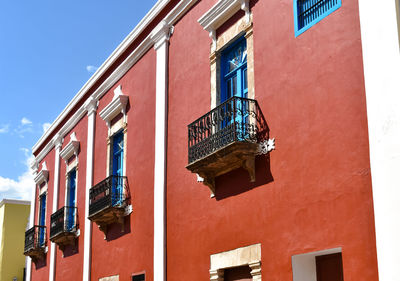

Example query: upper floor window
[111,130,124,206]
[221,36,248,103]
[38,193,46,246]
[66,168,77,230]
[294,0,342,36]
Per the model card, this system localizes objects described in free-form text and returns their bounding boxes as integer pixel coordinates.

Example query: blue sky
[0,0,158,201]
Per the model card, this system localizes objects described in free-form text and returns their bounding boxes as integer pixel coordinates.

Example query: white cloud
[21,117,32,125]
[0,150,34,201]
[86,65,99,73]
[0,124,9,134]
[42,122,51,133]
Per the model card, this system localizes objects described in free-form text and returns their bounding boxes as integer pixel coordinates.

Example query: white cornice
[32,0,199,164]
[32,0,172,154]
[60,132,80,162]
[34,162,49,185]
[99,85,129,127]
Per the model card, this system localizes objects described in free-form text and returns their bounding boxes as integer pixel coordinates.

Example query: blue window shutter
[67,169,76,207]
[111,131,124,206]
[39,194,46,246]
[67,169,77,231]
[294,0,342,37]
[220,36,248,103]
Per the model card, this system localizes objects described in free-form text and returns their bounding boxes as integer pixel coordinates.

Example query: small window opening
[132,273,145,281]
[294,0,342,36]
[224,265,252,281]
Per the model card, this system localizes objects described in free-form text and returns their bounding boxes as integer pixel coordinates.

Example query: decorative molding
[34,162,49,185]
[31,159,40,174]
[249,261,262,280]
[209,269,224,281]
[32,0,199,165]
[52,133,64,150]
[210,243,261,281]
[257,138,275,155]
[84,96,98,116]
[60,132,80,163]
[198,0,250,50]
[99,85,129,128]
[196,174,204,182]
[210,243,261,270]
[151,20,172,50]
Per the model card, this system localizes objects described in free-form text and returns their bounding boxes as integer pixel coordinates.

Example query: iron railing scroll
[89,175,128,217]
[50,206,78,239]
[24,225,46,253]
[188,97,268,164]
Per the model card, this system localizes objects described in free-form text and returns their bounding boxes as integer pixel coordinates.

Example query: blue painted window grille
[66,169,77,231]
[38,193,46,247]
[220,36,249,139]
[294,0,342,36]
[111,131,124,206]
[221,36,248,103]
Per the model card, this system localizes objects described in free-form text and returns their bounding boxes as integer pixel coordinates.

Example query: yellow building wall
[0,200,30,281]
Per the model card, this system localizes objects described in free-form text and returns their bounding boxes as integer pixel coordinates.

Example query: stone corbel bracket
[60,132,80,164]
[198,0,251,51]
[99,85,129,131]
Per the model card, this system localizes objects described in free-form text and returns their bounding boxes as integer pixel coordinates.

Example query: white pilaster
[83,97,98,281]
[358,1,400,280]
[49,135,63,281]
[26,160,39,281]
[151,20,170,281]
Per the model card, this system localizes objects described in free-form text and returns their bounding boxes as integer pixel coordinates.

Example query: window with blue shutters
[38,193,46,246]
[221,36,248,103]
[66,168,77,231]
[219,36,249,137]
[294,0,342,37]
[111,131,124,206]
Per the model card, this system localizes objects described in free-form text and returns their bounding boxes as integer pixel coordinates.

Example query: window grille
[294,0,341,36]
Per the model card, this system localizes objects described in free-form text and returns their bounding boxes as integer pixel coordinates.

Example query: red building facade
[25,0,398,280]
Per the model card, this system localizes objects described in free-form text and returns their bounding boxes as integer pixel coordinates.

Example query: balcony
[88,175,130,235]
[24,225,46,262]
[50,206,78,250]
[186,97,268,195]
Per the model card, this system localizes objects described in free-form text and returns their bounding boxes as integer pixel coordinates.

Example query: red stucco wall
[54,114,88,281]
[90,47,156,281]
[31,150,55,280]
[166,0,378,281]
[30,0,380,280]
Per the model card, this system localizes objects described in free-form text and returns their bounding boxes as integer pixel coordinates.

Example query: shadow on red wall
[34,256,47,270]
[215,154,273,200]
[105,216,131,241]
[62,238,79,258]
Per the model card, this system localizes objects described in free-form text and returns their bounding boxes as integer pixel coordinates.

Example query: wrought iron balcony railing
[89,175,127,218]
[24,225,46,254]
[50,206,77,240]
[188,97,268,164]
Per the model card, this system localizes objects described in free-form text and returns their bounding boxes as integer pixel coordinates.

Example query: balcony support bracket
[243,155,256,182]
